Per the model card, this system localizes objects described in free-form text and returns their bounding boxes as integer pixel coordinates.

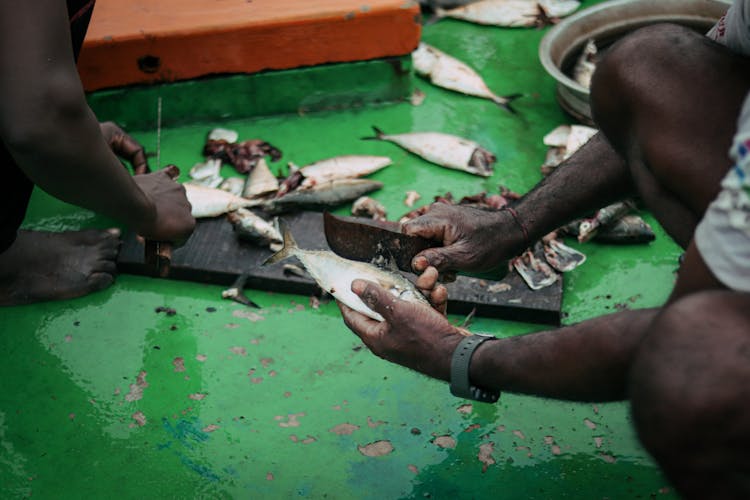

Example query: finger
[162,164,181,180]
[337,300,381,343]
[112,132,151,174]
[402,215,448,241]
[351,279,399,323]
[416,266,440,293]
[430,285,448,315]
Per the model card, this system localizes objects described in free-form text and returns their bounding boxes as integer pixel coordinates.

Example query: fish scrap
[412,43,522,113]
[352,196,388,221]
[572,39,598,89]
[243,157,280,199]
[203,129,282,174]
[512,248,558,290]
[363,126,496,177]
[264,223,429,321]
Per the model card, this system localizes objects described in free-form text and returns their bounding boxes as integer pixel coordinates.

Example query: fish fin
[494,93,524,115]
[361,125,387,141]
[262,220,297,266]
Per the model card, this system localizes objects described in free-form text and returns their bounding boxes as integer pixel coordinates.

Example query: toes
[87,271,115,293]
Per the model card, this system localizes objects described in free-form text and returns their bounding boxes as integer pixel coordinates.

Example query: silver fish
[434,0,580,27]
[538,0,581,19]
[412,43,522,113]
[363,126,496,177]
[578,200,637,243]
[298,155,392,188]
[264,224,429,321]
[434,0,544,28]
[594,215,656,244]
[262,179,384,214]
[184,183,257,218]
[227,208,283,251]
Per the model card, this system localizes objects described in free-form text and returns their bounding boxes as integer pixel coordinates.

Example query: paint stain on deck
[358,440,393,457]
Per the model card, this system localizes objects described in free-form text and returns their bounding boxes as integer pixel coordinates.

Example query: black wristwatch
[450,334,500,403]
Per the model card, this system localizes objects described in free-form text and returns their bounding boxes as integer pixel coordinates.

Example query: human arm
[339,278,658,402]
[0,0,193,241]
[403,133,636,273]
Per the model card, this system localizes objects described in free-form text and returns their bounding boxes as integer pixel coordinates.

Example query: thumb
[162,164,181,180]
[351,279,398,322]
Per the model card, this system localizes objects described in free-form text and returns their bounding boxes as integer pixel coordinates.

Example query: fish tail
[361,125,387,141]
[494,93,524,115]
[262,220,297,265]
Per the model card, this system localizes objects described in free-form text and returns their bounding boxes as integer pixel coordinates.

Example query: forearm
[512,133,636,243]
[7,102,155,232]
[469,308,658,402]
[0,0,155,234]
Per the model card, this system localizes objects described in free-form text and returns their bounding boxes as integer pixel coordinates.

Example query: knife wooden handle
[144,240,172,278]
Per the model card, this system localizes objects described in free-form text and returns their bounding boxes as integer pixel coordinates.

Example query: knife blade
[323,212,434,273]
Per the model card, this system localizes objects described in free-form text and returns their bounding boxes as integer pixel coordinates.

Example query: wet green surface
[2,3,683,498]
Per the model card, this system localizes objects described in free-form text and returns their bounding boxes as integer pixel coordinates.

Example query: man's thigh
[591,23,750,215]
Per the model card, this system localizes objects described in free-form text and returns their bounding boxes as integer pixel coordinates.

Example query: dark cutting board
[117,211,562,325]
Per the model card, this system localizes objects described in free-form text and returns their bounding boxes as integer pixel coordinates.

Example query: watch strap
[450,334,500,403]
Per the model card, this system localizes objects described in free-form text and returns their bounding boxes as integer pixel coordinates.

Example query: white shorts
[694,93,750,292]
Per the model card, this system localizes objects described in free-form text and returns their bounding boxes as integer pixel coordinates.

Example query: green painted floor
[2,3,684,498]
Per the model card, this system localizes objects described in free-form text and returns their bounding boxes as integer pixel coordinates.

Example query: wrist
[450,334,500,403]
[495,206,531,256]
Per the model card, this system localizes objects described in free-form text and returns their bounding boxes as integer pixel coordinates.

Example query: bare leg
[0,228,121,305]
[629,291,750,499]
[591,24,750,248]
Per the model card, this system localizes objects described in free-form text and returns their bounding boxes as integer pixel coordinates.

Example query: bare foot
[0,229,121,305]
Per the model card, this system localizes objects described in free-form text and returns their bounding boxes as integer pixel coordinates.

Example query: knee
[628,292,750,457]
[590,23,701,139]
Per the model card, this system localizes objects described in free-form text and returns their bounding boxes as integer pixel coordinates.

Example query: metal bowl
[539,0,730,125]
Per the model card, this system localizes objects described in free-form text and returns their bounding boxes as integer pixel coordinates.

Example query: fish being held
[412,43,522,113]
[363,126,496,177]
[263,224,429,321]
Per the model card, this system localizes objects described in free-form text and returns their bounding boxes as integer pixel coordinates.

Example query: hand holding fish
[99,121,150,175]
[132,165,196,244]
[403,203,526,274]
[338,277,464,381]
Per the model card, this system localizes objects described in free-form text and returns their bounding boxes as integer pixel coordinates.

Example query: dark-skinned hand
[100,121,150,175]
[338,276,468,382]
[402,203,522,276]
[132,165,195,244]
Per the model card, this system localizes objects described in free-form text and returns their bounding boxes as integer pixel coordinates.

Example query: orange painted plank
[78,0,422,91]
